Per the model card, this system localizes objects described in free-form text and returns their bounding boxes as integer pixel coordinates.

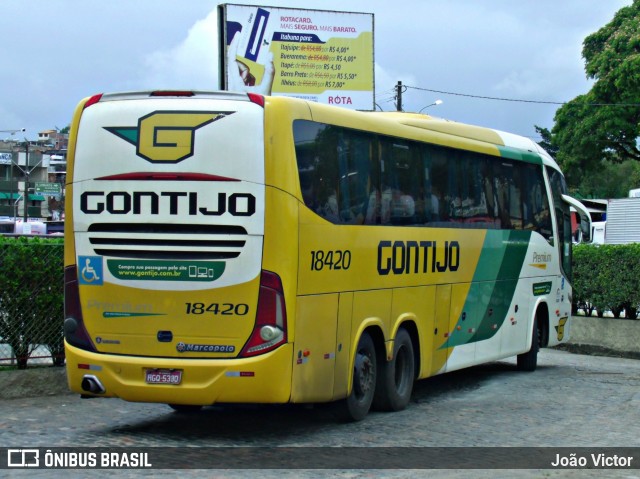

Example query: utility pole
[396,81,403,112]
[1,129,26,223]
[23,141,29,223]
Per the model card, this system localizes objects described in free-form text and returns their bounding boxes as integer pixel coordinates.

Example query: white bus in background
[14,219,47,235]
[0,218,47,235]
[0,218,13,234]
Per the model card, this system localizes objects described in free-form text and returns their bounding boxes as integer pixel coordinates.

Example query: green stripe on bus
[496,145,543,165]
[442,230,531,348]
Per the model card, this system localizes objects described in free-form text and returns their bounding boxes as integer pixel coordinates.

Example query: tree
[551,1,640,194]
[534,125,558,158]
[576,160,640,198]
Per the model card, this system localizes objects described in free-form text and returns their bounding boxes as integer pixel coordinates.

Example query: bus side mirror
[562,194,592,244]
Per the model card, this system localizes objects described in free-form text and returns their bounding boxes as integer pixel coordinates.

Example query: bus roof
[296,99,561,171]
[368,111,561,171]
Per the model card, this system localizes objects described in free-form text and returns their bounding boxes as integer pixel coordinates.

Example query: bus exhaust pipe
[81,375,105,394]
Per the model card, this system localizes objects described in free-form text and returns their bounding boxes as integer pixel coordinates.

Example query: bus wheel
[335,331,377,422]
[373,328,415,411]
[168,404,203,413]
[517,316,539,372]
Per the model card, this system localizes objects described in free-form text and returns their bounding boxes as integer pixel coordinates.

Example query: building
[0,131,67,221]
[38,129,69,150]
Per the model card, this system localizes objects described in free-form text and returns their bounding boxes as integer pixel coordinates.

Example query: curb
[554,343,640,361]
[0,366,71,400]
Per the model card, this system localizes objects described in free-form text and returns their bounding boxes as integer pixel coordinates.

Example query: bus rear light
[83,94,103,109]
[240,270,287,357]
[150,90,195,97]
[247,93,265,107]
[95,172,240,182]
[64,266,97,352]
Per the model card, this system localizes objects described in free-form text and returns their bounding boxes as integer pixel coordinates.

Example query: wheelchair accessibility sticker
[79,256,103,285]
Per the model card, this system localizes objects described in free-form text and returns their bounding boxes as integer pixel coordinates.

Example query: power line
[404,85,640,107]
[377,96,396,104]
[375,87,396,97]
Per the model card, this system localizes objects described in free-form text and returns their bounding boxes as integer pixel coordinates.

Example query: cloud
[141,9,219,90]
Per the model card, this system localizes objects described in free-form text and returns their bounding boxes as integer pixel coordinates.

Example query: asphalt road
[2,348,640,479]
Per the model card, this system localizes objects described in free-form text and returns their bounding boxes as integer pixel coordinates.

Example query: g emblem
[105,110,234,163]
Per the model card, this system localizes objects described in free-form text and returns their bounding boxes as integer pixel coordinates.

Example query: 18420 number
[310,249,352,271]
[185,303,249,315]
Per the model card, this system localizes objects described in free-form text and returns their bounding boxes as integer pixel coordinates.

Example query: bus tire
[373,328,415,411]
[517,317,539,372]
[334,331,377,422]
[169,404,203,413]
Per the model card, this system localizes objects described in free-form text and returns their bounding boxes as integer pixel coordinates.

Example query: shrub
[572,243,640,319]
[0,236,64,368]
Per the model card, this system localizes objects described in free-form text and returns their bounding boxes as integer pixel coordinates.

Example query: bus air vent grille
[86,223,247,260]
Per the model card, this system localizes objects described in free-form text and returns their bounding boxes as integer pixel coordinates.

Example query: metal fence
[0,237,64,368]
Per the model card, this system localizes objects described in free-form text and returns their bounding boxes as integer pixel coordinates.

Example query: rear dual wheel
[336,328,415,421]
[335,331,377,422]
[374,328,415,412]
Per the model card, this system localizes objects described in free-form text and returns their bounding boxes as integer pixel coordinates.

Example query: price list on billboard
[219,4,374,110]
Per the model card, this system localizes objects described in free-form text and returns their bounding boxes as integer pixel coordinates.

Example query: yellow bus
[64,91,591,421]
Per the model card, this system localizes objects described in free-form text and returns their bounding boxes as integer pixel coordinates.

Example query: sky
[0,0,632,142]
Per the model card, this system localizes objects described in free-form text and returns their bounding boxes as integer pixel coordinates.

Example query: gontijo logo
[104,111,234,163]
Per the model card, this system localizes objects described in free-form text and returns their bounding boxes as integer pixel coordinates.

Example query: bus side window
[420,150,440,224]
[336,131,375,224]
[522,164,552,241]
[293,120,342,223]
[428,148,449,224]
[379,139,425,226]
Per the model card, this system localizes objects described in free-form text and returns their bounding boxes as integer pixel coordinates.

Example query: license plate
[145,369,182,385]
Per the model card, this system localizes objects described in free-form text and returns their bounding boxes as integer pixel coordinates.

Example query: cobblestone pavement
[2,349,640,479]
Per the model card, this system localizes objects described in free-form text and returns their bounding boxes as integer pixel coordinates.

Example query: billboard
[219,4,374,110]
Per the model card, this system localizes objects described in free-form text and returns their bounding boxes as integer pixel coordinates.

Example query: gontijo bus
[64,91,591,421]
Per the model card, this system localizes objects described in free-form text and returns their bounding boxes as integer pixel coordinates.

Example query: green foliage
[0,237,64,368]
[550,1,640,196]
[573,243,640,319]
[572,160,640,198]
[534,126,558,158]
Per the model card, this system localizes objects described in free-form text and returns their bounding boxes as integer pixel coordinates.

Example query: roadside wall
[566,315,640,357]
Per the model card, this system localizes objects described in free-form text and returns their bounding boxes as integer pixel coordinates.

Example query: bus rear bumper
[64,341,293,405]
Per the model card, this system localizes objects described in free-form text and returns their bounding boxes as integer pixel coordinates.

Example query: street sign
[35,182,62,195]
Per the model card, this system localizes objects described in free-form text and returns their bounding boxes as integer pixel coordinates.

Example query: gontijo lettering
[377,240,460,275]
[80,191,256,216]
